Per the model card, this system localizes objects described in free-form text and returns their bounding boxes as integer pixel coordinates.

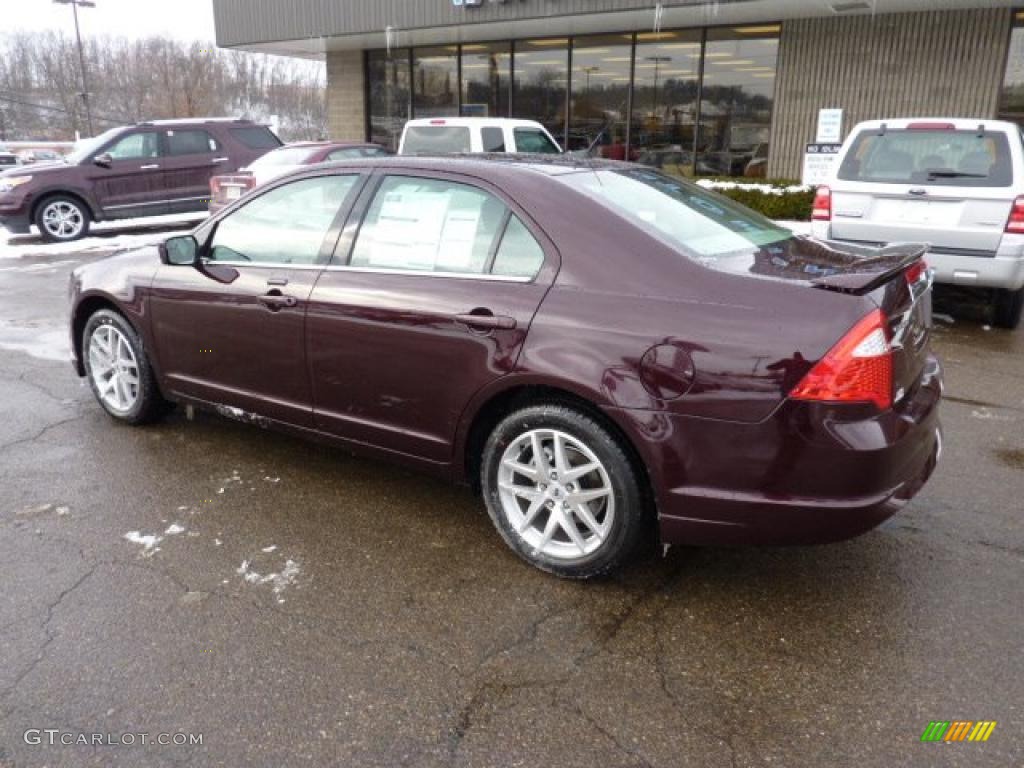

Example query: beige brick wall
[769,9,1014,179]
[327,50,367,142]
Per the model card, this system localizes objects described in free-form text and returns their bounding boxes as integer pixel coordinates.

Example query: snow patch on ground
[124,531,162,553]
[236,557,300,600]
[164,523,186,535]
[697,179,811,196]
[0,213,205,259]
[0,325,69,362]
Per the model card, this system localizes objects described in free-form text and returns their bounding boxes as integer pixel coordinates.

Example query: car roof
[403,117,548,129]
[298,153,625,179]
[848,117,1022,134]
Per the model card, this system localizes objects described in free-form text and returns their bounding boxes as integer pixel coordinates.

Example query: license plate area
[872,199,962,225]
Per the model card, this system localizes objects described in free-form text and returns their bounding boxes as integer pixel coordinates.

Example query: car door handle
[258,292,298,311]
[211,157,229,164]
[455,311,516,331]
[139,164,160,170]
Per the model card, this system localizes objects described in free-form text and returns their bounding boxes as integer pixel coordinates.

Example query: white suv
[812,118,1024,328]
[399,118,562,156]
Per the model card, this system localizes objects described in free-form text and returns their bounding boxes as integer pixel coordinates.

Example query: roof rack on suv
[135,118,256,127]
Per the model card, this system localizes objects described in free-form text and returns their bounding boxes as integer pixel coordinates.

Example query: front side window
[837,129,1013,187]
[166,129,219,156]
[350,176,508,274]
[106,132,159,160]
[209,175,358,265]
[513,128,560,154]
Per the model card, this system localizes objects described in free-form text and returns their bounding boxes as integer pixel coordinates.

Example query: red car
[208,141,388,214]
[69,157,941,578]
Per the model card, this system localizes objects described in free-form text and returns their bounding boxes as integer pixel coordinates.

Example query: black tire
[82,309,169,425]
[34,194,90,243]
[993,287,1023,330]
[481,404,649,579]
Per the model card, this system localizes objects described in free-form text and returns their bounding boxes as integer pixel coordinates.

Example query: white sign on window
[816,108,844,144]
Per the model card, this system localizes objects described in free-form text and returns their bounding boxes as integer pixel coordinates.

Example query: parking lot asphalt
[0,233,1021,768]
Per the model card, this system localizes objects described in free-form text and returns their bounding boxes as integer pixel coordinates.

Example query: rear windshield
[560,168,792,262]
[250,146,320,168]
[837,128,1013,187]
[402,126,471,155]
[230,125,283,150]
[513,127,561,154]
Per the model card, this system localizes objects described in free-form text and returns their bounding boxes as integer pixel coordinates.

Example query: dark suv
[0,118,280,242]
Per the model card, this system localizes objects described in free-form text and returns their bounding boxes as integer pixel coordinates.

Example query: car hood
[0,161,68,178]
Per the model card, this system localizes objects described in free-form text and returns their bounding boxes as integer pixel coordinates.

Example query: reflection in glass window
[401,126,472,154]
[698,26,779,178]
[368,49,411,151]
[569,34,633,156]
[106,132,159,160]
[998,13,1024,126]
[461,42,511,118]
[513,128,561,154]
[492,216,544,278]
[632,30,702,177]
[210,176,358,265]
[413,47,459,118]
[513,39,569,147]
[166,130,217,156]
[351,177,508,274]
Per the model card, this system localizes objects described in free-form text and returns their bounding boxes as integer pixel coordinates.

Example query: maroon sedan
[208,141,387,214]
[69,157,941,578]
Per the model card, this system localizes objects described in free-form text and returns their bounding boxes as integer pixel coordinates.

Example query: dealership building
[212,0,1024,179]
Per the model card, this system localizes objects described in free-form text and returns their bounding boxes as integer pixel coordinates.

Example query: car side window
[513,128,560,155]
[209,175,358,265]
[491,215,545,279]
[105,132,159,160]
[350,176,507,275]
[166,129,219,156]
[481,127,506,153]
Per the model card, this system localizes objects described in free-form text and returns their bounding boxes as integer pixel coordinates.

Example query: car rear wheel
[35,195,90,243]
[993,287,1023,330]
[481,404,648,579]
[83,309,168,425]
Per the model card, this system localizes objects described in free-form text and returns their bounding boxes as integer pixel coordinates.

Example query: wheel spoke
[571,501,605,540]
[559,509,587,553]
[530,432,550,477]
[552,433,569,476]
[502,458,539,482]
[498,481,541,502]
[562,461,600,483]
[518,497,546,533]
[569,487,611,505]
[536,511,559,551]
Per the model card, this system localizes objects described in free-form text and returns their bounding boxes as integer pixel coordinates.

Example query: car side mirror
[160,235,199,266]
[93,153,113,168]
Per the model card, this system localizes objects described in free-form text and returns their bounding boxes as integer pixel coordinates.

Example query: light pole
[644,56,671,120]
[54,0,95,137]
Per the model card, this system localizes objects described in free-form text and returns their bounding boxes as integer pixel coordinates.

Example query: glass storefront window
[998,12,1024,126]
[569,34,633,156]
[513,38,569,147]
[367,48,411,152]
[413,46,459,118]
[632,30,702,176]
[461,42,511,118]
[697,26,779,178]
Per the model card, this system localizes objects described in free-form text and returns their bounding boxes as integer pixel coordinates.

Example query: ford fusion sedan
[69,157,942,578]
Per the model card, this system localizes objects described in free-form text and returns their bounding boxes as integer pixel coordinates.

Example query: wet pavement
[0,238,1021,768]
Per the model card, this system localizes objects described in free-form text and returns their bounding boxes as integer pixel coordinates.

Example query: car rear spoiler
[810,242,928,295]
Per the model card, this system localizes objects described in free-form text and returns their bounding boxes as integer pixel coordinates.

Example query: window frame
[195,169,371,269]
[328,169,556,283]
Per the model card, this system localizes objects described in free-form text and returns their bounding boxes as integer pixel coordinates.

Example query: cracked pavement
[0,240,1022,767]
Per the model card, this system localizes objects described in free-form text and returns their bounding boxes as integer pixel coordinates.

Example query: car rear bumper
[613,355,943,546]
[824,232,1024,291]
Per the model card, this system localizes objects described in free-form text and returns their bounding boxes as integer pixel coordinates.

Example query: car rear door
[149,172,366,426]
[830,125,1019,255]
[160,128,227,214]
[306,170,558,462]
[86,129,167,218]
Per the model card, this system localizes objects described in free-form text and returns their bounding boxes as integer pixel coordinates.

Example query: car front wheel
[35,195,90,242]
[83,309,168,424]
[481,404,648,579]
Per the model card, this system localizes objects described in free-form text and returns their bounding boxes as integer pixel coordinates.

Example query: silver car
[812,118,1024,329]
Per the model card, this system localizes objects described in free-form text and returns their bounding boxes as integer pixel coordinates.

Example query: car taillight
[1006,196,1024,234]
[790,309,893,411]
[210,177,222,194]
[904,258,927,286]
[812,186,831,221]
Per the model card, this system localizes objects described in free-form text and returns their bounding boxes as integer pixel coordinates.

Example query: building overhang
[213,0,1018,59]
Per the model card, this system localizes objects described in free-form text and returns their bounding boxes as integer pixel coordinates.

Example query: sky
[0,0,217,42]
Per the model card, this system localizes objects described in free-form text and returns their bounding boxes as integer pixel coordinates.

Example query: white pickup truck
[399,118,562,156]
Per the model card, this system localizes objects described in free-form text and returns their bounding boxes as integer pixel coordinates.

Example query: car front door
[306,171,557,463]
[159,128,226,214]
[86,129,167,218]
[148,172,365,426]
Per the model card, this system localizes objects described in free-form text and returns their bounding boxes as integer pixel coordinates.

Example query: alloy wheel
[88,324,140,413]
[42,200,85,240]
[497,428,615,561]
